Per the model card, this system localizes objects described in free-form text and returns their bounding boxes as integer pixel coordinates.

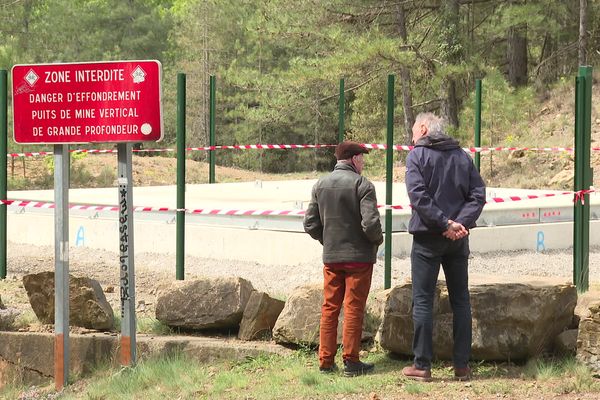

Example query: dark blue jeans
[411,235,471,370]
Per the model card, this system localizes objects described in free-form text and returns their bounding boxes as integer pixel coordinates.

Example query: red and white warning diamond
[132,66,146,83]
[24,69,39,86]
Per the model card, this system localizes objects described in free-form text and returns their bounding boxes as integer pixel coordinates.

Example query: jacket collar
[334,161,359,174]
[415,132,461,150]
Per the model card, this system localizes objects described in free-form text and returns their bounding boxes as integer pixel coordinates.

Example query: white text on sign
[44,69,125,83]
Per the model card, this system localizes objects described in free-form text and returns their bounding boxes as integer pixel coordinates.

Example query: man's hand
[443,219,469,241]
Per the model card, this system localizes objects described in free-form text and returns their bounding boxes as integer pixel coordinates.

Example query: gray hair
[414,112,446,135]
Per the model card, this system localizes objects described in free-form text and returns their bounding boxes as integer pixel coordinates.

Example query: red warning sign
[12,60,163,144]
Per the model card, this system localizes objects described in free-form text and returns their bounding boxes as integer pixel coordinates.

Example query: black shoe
[343,360,374,377]
[319,363,338,374]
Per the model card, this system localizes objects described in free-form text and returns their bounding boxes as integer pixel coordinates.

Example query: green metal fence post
[573,66,592,293]
[176,73,186,281]
[384,74,395,290]
[0,70,7,280]
[338,78,345,143]
[574,75,583,290]
[209,75,216,184]
[474,79,482,171]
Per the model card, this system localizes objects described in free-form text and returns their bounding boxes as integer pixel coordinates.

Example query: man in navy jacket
[402,113,486,382]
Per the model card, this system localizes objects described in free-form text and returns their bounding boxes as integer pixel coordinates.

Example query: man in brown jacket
[303,141,383,377]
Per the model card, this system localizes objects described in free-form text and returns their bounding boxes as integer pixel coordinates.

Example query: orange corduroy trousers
[319,263,373,368]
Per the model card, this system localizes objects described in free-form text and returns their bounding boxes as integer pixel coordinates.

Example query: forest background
[0,0,598,179]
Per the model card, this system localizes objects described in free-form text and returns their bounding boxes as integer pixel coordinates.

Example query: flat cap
[335,141,369,160]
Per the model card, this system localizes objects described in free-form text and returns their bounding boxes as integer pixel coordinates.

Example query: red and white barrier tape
[383,190,596,210]
[186,208,306,216]
[9,151,54,158]
[467,146,578,153]
[8,148,167,157]
[7,144,337,158]
[1,189,595,216]
[8,143,600,158]
[364,144,600,153]
[0,199,307,216]
[187,144,336,151]
[485,191,575,204]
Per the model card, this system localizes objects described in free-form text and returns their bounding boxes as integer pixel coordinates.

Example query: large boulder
[377,282,577,360]
[155,277,254,330]
[376,283,447,355]
[576,301,600,374]
[365,289,390,334]
[554,329,578,355]
[22,271,114,330]
[238,291,285,341]
[273,284,324,345]
[272,284,372,346]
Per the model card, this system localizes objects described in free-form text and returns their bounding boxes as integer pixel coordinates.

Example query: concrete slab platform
[10,180,598,211]
[5,181,600,264]
[0,331,292,387]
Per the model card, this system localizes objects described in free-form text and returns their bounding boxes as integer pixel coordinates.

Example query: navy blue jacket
[405,133,486,235]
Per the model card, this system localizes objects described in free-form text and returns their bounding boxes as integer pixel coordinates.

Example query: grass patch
[525,356,580,380]
[403,381,430,394]
[136,317,172,335]
[3,351,600,399]
[113,309,171,335]
[62,353,212,400]
[0,385,44,400]
[12,309,40,330]
[531,357,600,394]
[482,380,515,396]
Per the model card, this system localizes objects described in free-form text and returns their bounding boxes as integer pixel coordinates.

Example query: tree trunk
[442,80,460,128]
[20,0,33,54]
[396,4,415,144]
[440,0,461,128]
[579,0,588,66]
[537,33,557,84]
[507,24,528,87]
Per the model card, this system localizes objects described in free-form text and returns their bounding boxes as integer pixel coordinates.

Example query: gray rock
[238,291,285,341]
[549,169,573,188]
[272,284,371,346]
[554,329,578,355]
[365,289,390,333]
[363,290,389,339]
[574,290,600,328]
[273,284,323,345]
[577,301,600,373]
[377,282,577,360]
[0,294,5,309]
[155,277,254,330]
[22,271,114,330]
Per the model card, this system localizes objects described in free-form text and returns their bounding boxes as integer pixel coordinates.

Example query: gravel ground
[3,241,599,320]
